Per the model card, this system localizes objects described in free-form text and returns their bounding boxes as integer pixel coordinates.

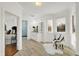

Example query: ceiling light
[35,2,42,7]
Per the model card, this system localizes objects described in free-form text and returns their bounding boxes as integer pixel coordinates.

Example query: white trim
[1,8,22,55]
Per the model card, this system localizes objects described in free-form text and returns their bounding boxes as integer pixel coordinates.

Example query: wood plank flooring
[14,39,75,56]
[5,43,18,56]
[14,39,48,56]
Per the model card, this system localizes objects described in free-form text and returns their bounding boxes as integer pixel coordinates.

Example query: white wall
[75,2,79,55]
[5,12,17,31]
[0,8,5,56]
[26,17,42,42]
[38,9,72,54]
[0,2,23,56]
[40,9,71,42]
[70,3,76,50]
[54,9,71,47]
[0,2,23,17]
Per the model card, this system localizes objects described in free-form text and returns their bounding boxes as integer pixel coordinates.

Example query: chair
[11,34,17,44]
[53,34,64,50]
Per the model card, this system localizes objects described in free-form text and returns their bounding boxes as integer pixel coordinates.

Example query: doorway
[5,11,18,56]
[22,20,27,40]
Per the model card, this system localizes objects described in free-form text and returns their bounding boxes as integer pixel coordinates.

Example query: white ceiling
[18,2,74,17]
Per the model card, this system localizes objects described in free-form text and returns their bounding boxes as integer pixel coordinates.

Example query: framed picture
[47,20,53,33]
[32,26,38,32]
[72,15,75,32]
[57,23,65,32]
[56,17,66,32]
[5,24,7,31]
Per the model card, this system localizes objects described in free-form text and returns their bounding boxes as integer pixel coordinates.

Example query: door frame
[22,20,27,37]
[3,9,22,55]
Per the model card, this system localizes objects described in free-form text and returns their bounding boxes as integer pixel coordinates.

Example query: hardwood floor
[5,43,18,56]
[14,39,75,56]
[14,39,48,56]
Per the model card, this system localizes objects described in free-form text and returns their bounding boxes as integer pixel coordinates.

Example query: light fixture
[35,2,42,7]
